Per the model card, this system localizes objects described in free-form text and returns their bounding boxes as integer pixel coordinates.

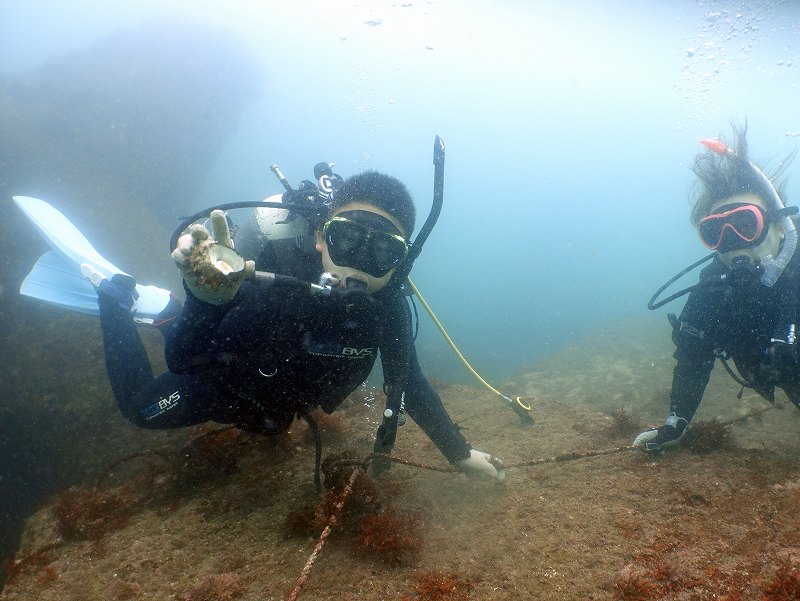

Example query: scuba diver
[15,155,505,484]
[634,123,800,452]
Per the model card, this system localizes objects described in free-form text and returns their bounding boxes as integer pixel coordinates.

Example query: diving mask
[322,210,409,278]
[698,203,768,253]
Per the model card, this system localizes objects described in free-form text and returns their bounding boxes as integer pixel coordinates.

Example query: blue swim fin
[21,251,104,316]
[15,195,177,326]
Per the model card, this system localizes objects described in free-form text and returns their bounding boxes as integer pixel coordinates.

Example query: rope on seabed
[285,464,363,601]
[284,403,780,600]
[282,446,633,600]
[717,403,777,428]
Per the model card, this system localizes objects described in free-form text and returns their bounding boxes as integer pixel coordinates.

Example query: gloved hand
[172,210,250,305]
[632,413,689,452]
[456,450,506,481]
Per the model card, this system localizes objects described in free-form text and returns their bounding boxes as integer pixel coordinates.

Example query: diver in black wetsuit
[634,124,800,452]
[98,170,505,479]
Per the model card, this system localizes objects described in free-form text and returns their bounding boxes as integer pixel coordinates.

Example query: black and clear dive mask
[322,210,409,278]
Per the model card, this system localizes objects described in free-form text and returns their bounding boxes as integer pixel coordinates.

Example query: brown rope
[717,403,778,428]
[504,445,634,469]
[285,466,362,601]
[94,426,251,490]
[94,450,172,490]
[367,452,461,473]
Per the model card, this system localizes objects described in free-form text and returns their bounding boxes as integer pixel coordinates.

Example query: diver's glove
[456,450,506,481]
[172,210,251,305]
[632,413,689,452]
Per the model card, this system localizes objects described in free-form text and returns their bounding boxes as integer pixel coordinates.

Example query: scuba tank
[233,163,344,261]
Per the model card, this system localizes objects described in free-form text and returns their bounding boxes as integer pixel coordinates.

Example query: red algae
[354,508,423,565]
[178,572,246,601]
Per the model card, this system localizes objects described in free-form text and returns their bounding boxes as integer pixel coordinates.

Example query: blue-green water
[7,0,800,383]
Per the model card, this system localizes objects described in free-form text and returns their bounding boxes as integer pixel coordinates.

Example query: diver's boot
[82,264,138,311]
[632,413,689,452]
[82,263,181,330]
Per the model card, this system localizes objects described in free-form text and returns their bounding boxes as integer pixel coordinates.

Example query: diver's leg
[122,371,234,429]
[97,275,238,428]
[100,303,240,429]
[97,275,155,409]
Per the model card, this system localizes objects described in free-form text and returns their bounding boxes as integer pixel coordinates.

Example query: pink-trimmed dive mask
[698,203,767,253]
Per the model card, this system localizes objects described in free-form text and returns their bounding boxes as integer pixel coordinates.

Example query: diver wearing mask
[634,124,800,452]
[98,170,505,480]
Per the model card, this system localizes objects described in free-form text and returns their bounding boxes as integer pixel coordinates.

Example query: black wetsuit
[670,255,800,421]
[98,244,472,464]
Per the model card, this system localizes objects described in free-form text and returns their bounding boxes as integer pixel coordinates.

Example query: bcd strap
[372,385,404,476]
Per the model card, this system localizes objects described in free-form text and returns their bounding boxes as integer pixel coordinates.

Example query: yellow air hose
[407,277,533,423]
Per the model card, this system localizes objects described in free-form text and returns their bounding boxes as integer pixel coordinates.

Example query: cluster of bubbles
[676,2,798,125]
[357,383,383,430]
